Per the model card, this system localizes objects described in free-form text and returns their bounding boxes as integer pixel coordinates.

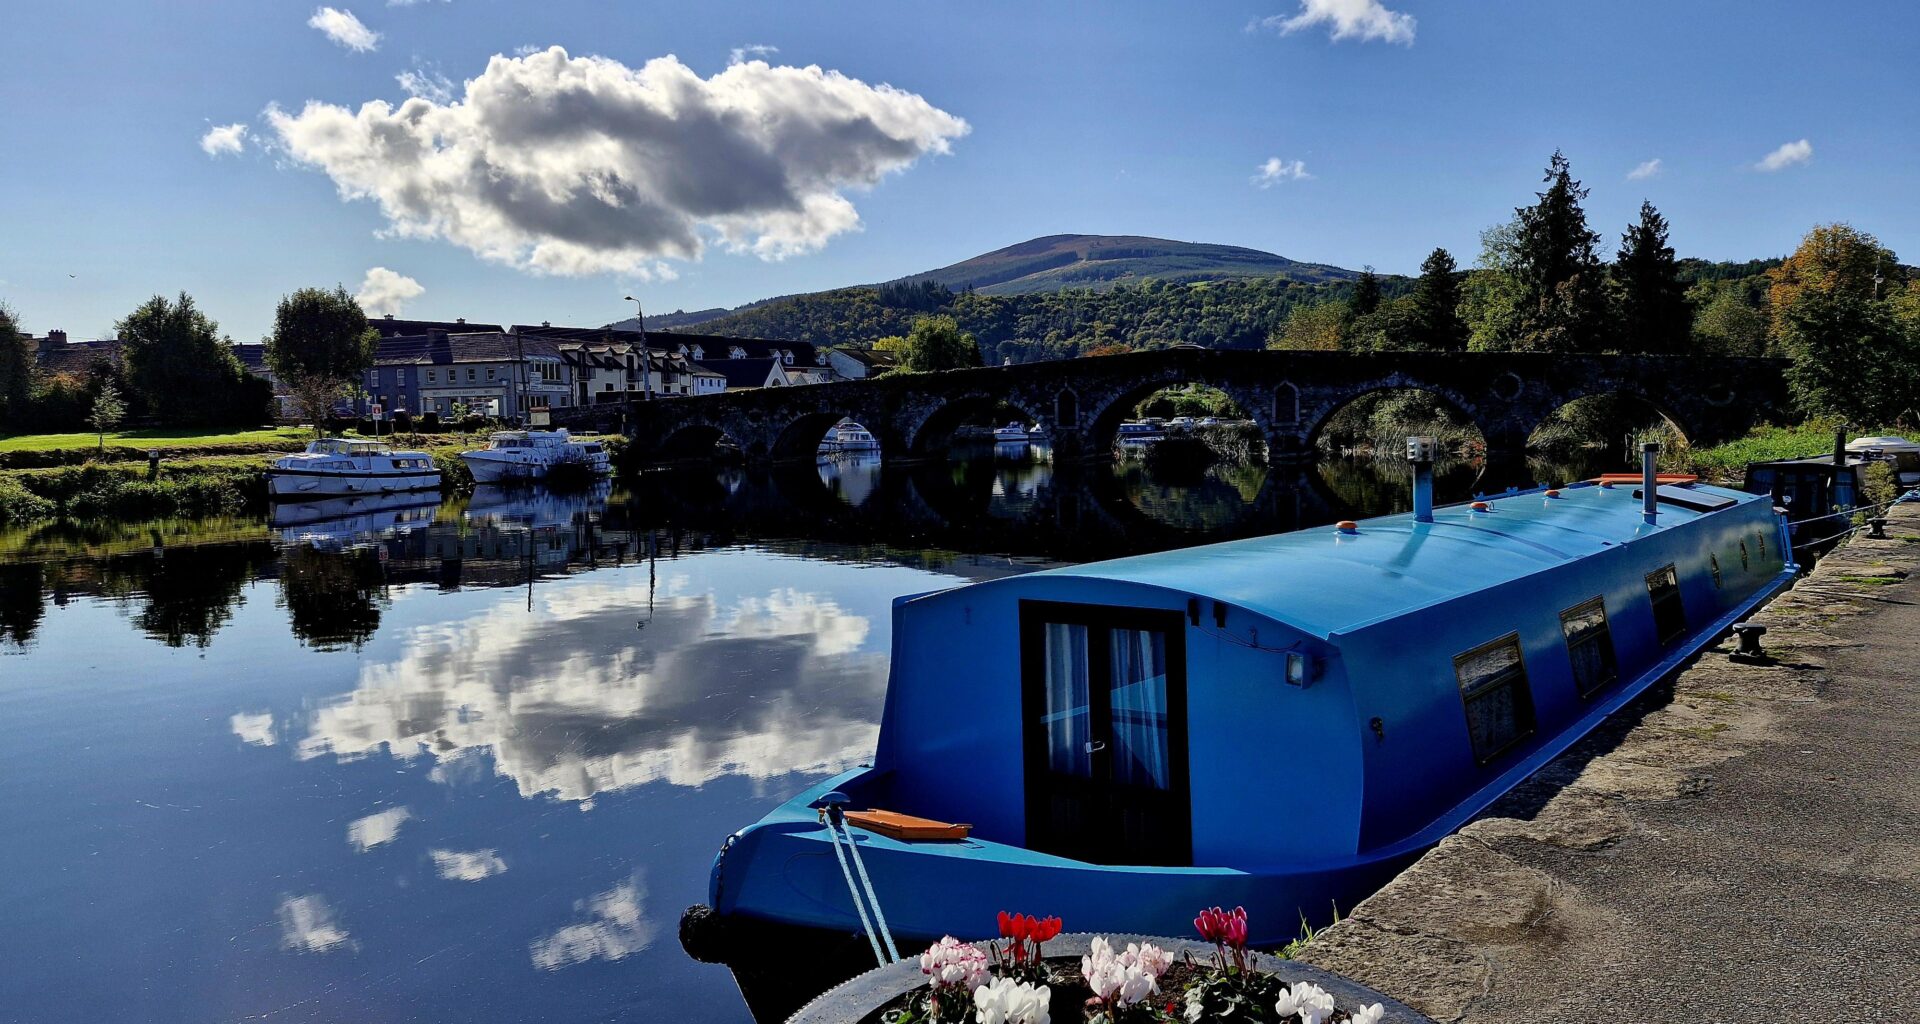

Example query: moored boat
[267,438,440,498]
[1114,420,1164,453]
[687,442,1797,978]
[459,429,611,484]
[993,422,1032,444]
[819,420,882,453]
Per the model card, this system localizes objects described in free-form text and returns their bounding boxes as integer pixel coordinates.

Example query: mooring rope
[835,812,901,964]
[821,809,887,967]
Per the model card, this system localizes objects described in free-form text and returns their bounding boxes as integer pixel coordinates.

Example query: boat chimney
[1641,441,1660,525]
[1407,436,1436,523]
[1833,423,1849,468]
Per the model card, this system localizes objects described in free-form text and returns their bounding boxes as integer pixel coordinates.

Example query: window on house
[1559,598,1619,698]
[467,367,476,382]
[426,369,436,383]
[487,367,496,381]
[1453,633,1536,764]
[1646,564,1686,646]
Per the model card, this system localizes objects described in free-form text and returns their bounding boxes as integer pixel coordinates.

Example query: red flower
[1032,916,1062,943]
[1194,906,1249,949]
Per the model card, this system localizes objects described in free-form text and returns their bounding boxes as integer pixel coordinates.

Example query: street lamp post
[623,295,654,402]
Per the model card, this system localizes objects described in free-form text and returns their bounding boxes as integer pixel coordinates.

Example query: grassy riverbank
[0,427,313,454]
[0,430,625,527]
[1684,419,1887,482]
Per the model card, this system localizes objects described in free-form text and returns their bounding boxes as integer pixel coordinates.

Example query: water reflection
[0,450,1632,1023]
[297,579,888,800]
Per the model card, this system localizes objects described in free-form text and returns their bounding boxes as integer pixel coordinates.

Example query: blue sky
[2,1,1914,342]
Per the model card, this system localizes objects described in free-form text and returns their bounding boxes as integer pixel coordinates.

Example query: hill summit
[891,233,1358,295]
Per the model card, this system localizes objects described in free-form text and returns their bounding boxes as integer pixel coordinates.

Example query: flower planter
[785,934,1434,1024]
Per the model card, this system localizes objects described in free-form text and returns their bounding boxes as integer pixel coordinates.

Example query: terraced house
[355,330,573,419]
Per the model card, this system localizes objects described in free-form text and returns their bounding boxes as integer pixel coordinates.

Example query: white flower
[1275,981,1336,1024]
[1184,986,1206,1023]
[1129,941,1174,979]
[974,975,1050,1024]
[1080,936,1167,1007]
[919,936,991,993]
[1350,1004,1385,1024]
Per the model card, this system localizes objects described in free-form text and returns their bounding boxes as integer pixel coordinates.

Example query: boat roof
[1847,435,1919,452]
[1019,481,1763,640]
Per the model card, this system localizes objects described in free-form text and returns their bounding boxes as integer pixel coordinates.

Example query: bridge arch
[656,420,746,462]
[771,408,899,461]
[1081,372,1272,456]
[904,390,1052,458]
[1300,378,1490,456]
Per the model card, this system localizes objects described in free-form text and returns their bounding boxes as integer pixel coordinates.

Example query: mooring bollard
[1868,517,1888,539]
[1730,623,1767,661]
[147,450,161,481]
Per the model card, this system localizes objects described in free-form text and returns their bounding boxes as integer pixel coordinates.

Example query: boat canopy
[305,438,392,457]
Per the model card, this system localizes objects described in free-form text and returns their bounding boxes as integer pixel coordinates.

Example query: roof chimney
[542,321,551,328]
[428,328,450,346]
[456,317,466,324]
[384,313,395,320]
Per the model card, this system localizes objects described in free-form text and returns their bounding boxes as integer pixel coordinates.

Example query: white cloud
[729,43,779,66]
[1253,157,1312,187]
[1756,138,1812,172]
[266,46,968,276]
[395,64,455,104]
[431,848,508,881]
[200,123,250,157]
[230,711,276,746]
[1626,158,1663,181]
[308,7,380,52]
[354,266,425,317]
[530,872,654,970]
[346,806,412,850]
[1255,0,1416,45]
[277,894,356,953]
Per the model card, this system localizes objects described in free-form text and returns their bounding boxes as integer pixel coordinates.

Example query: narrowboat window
[1108,628,1171,790]
[1740,540,1750,570]
[1646,564,1686,646]
[1559,598,1619,698]
[1453,633,1536,764]
[1710,554,1723,589]
[1041,623,1092,778]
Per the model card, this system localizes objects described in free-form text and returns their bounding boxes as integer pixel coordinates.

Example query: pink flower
[918,936,990,993]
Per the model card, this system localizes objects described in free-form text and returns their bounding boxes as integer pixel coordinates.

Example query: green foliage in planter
[1180,969,1286,1024]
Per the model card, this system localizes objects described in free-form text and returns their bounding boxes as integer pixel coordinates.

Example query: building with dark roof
[31,331,123,378]
[825,346,900,381]
[356,330,572,420]
[370,315,505,338]
[694,357,788,391]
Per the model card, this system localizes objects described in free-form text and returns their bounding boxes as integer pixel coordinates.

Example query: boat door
[1019,601,1191,866]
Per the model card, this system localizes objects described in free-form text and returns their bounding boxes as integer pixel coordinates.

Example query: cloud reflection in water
[296,582,887,802]
[529,872,654,970]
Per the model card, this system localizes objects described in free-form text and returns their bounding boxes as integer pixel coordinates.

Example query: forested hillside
[694,275,1411,363]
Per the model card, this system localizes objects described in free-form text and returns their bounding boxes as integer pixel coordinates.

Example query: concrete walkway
[1301,505,1920,1021]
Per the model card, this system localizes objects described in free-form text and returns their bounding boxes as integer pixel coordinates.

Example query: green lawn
[0,427,313,453]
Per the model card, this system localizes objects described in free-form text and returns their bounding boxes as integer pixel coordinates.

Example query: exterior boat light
[1334,520,1359,535]
[1285,651,1313,687]
[1470,501,1490,512]
[1598,480,1614,489]
[1544,489,1561,498]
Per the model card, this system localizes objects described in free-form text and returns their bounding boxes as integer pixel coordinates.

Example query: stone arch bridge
[553,349,1791,465]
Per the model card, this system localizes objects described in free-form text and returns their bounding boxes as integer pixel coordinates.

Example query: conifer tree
[1510,151,1611,352]
[1613,201,1692,353]
[1349,267,1382,319]
[1408,248,1467,350]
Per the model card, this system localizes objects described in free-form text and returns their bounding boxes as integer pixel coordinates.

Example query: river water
[0,447,1612,1023]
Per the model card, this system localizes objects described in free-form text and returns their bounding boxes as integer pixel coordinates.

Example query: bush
[419,411,442,433]
[0,461,262,525]
[458,413,487,433]
[0,476,56,525]
[432,450,473,495]
[392,410,412,432]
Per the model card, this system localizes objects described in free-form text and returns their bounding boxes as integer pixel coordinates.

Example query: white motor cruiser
[267,438,440,499]
[458,429,612,484]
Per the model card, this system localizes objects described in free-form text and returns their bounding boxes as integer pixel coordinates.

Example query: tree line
[0,287,379,436]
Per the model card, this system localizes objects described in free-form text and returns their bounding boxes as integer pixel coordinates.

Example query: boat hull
[460,453,611,483]
[266,470,441,498]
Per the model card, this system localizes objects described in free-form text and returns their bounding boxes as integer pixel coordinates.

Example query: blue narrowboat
[686,444,1797,978]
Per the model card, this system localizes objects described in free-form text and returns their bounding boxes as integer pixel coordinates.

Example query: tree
[267,286,379,435]
[87,382,126,451]
[1767,224,1905,340]
[0,301,32,428]
[118,292,250,426]
[1613,200,1692,353]
[1780,290,1919,424]
[1691,286,1770,357]
[1349,267,1382,319]
[1508,151,1611,352]
[872,335,908,353]
[1269,301,1347,351]
[1407,248,1468,350]
[899,315,983,372]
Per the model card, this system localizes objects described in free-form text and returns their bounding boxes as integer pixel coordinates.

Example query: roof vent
[1470,501,1490,512]
[1334,520,1358,535]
